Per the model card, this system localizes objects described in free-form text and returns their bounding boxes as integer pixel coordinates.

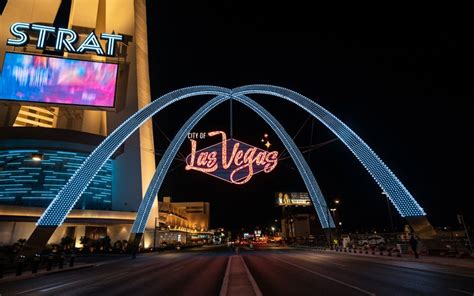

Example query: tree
[61,236,74,251]
[100,236,111,252]
[80,236,91,252]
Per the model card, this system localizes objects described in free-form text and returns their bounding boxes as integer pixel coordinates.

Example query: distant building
[153,197,211,247]
[279,200,325,243]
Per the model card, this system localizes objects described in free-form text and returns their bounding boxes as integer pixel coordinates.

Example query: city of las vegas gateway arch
[22,85,436,254]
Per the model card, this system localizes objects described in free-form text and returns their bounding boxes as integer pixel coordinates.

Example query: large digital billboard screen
[0,52,118,109]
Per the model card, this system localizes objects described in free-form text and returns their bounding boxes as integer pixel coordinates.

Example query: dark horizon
[145,1,471,233]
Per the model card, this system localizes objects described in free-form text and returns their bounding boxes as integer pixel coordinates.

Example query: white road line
[17,284,58,295]
[289,253,347,267]
[104,271,130,281]
[39,280,82,292]
[273,256,375,296]
[450,288,474,295]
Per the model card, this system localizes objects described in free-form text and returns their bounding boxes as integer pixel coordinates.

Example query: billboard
[276,192,311,206]
[0,52,118,109]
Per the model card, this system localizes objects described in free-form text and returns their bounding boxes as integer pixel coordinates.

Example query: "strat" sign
[7,22,123,57]
[185,131,279,185]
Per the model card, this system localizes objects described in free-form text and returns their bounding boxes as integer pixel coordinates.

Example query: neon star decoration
[185,131,278,185]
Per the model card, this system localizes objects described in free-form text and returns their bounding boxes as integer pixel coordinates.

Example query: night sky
[145,1,472,233]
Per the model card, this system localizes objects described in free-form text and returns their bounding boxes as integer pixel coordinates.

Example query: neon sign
[185,131,278,185]
[7,22,123,57]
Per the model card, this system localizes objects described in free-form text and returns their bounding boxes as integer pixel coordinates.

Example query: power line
[279,114,312,160]
[152,119,187,160]
[278,138,339,161]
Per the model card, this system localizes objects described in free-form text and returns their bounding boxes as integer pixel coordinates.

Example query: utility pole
[382,192,395,233]
[153,216,157,250]
[325,206,333,249]
[458,214,473,253]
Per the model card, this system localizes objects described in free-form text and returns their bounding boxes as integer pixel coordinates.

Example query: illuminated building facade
[0,0,158,247]
[0,3,438,254]
[153,197,211,246]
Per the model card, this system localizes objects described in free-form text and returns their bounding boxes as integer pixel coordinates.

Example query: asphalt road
[0,246,229,296]
[243,247,474,296]
[1,246,473,296]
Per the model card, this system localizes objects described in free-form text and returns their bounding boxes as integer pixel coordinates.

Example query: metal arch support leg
[128,232,143,257]
[17,226,57,258]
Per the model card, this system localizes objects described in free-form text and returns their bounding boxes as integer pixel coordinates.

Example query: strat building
[0,0,161,248]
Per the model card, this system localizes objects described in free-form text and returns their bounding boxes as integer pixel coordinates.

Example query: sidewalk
[294,246,474,277]
[0,253,135,283]
[0,263,94,284]
[295,245,474,266]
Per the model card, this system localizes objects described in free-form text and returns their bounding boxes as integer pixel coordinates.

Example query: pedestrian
[409,233,419,258]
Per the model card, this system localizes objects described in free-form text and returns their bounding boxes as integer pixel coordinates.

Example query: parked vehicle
[341,235,351,248]
[358,235,386,246]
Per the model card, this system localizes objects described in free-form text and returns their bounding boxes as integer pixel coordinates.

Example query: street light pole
[458,214,473,253]
[325,205,332,249]
[382,192,395,233]
[153,216,157,250]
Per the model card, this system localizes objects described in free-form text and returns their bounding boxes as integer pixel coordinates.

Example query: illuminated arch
[36,86,230,227]
[131,93,335,237]
[23,84,429,255]
[130,94,231,235]
[233,85,425,218]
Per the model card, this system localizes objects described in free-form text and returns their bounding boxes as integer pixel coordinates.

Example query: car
[358,235,385,246]
[239,240,249,246]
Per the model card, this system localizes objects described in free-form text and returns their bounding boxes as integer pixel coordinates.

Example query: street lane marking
[17,284,58,294]
[273,256,375,296]
[39,280,82,292]
[288,253,347,267]
[104,271,130,281]
[450,288,473,295]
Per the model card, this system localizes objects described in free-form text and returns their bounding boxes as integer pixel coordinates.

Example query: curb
[293,246,474,270]
[0,264,95,284]
[220,255,262,296]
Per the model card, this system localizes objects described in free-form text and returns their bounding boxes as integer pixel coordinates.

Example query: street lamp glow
[271,226,275,231]
[31,153,43,162]
[334,200,340,204]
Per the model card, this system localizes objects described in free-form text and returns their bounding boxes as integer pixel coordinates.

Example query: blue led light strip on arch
[36,85,425,229]
[131,94,335,234]
[37,86,231,226]
[233,85,425,217]
[131,95,230,233]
